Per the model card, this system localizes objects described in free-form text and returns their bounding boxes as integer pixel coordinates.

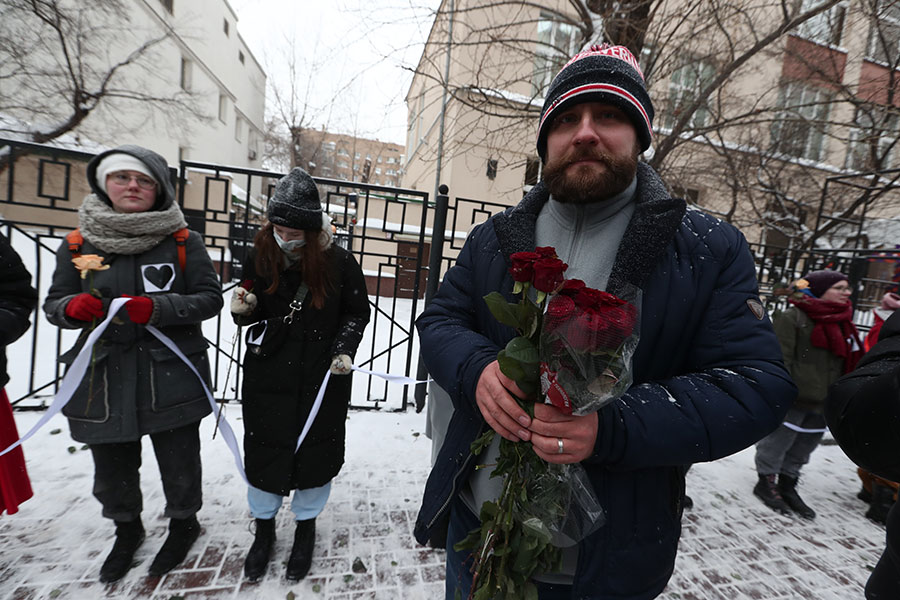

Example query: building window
[337,148,349,157]
[486,158,498,180]
[670,184,701,204]
[218,94,227,123]
[867,0,900,64]
[533,14,578,96]
[665,59,716,130]
[846,106,899,171]
[770,81,832,162]
[180,57,192,91]
[238,50,245,65]
[524,157,540,189]
[797,0,846,46]
[159,0,173,14]
[374,167,382,175]
[235,116,243,142]
[408,86,426,152]
[223,18,229,36]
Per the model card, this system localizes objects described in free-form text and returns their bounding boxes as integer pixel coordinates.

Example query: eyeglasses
[108,172,157,190]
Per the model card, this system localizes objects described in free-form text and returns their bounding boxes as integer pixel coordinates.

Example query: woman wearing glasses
[43,145,223,583]
[753,269,862,520]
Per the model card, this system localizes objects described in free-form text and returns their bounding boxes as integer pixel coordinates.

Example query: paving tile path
[0,412,886,599]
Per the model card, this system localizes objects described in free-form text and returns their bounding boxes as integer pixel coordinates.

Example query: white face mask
[274,231,306,254]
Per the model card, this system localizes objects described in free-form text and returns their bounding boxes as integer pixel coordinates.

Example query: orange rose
[72,254,110,279]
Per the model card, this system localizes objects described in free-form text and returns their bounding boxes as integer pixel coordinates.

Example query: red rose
[535,246,557,259]
[544,294,576,333]
[509,251,540,282]
[605,303,637,339]
[558,279,586,298]
[532,257,568,293]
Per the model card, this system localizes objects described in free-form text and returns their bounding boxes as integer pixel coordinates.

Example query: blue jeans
[247,481,331,520]
[444,495,573,600]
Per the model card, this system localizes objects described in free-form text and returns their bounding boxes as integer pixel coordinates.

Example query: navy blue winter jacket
[415,163,796,599]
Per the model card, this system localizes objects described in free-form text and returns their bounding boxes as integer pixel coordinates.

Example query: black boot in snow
[148,515,201,576]
[778,474,816,520]
[285,518,316,581]
[99,519,145,583]
[244,518,276,582]
[753,474,792,516]
[866,484,896,525]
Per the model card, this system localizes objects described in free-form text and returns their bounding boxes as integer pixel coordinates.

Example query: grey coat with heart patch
[43,231,223,443]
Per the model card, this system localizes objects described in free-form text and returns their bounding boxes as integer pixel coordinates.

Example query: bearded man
[415,45,796,599]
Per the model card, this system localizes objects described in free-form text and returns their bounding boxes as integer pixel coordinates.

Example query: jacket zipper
[426,428,481,531]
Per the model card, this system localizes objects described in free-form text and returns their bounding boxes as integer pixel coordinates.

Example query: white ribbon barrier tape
[146,324,248,485]
[350,365,431,386]
[781,422,828,434]
[293,366,430,453]
[0,298,249,485]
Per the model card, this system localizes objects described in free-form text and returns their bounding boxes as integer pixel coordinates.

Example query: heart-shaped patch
[141,263,175,292]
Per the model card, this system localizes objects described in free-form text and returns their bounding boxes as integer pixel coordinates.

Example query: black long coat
[235,245,370,495]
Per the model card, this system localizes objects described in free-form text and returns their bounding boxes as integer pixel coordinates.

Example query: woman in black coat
[826,310,900,598]
[231,167,370,582]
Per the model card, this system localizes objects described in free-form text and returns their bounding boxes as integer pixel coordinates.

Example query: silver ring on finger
[557,437,564,454]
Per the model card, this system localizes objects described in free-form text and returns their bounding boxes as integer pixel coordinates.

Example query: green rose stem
[85,270,99,416]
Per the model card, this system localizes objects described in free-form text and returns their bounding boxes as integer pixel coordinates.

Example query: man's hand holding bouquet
[457,247,640,600]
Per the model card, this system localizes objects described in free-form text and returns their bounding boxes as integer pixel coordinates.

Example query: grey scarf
[79,194,188,255]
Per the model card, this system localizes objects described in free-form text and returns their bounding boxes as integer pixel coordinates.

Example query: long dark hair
[253,221,332,309]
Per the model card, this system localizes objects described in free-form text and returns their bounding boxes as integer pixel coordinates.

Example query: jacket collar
[492,162,686,295]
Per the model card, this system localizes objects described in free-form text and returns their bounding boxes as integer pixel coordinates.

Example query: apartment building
[296,129,405,187]
[1,0,266,168]
[403,0,900,248]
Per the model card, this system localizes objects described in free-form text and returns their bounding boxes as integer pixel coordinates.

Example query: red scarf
[790,297,863,373]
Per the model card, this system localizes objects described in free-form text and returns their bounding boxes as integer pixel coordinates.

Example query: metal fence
[0,138,432,411]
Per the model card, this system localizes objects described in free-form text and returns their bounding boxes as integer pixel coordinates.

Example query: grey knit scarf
[79,194,188,255]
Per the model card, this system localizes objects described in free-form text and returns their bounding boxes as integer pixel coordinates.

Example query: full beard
[542,148,638,204]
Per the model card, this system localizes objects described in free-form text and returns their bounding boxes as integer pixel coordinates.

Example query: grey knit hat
[537,44,654,160]
[267,167,323,230]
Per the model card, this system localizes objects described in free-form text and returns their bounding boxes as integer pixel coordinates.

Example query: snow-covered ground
[0,226,890,599]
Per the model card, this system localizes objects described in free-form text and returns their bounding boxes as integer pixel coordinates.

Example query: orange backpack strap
[172,227,189,273]
[66,229,84,258]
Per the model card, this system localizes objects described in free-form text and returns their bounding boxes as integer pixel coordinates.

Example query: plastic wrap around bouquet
[460,246,641,600]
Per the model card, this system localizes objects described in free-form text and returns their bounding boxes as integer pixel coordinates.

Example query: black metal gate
[0,138,431,411]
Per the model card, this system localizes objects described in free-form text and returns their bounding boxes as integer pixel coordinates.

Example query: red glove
[65,293,104,322]
[123,295,153,324]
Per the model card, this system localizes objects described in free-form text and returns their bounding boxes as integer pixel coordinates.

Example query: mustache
[560,148,614,165]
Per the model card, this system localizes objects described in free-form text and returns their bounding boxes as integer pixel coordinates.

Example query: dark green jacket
[773,305,843,413]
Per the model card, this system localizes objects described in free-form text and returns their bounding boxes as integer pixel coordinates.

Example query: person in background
[754,269,862,519]
[856,291,900,524]
[864,292,900,353]
[230,167,370,583]
[43,145,223,582]
[415,44,795,598]
[827,310,900,599]
[0,231,38,515]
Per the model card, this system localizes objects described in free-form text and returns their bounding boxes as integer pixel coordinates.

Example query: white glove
[329,354,352,375]
[230,287,257,315]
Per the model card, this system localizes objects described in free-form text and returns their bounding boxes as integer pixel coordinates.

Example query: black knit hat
[267,167,323,230]
[536,44,654,160]
[803,269,848,298]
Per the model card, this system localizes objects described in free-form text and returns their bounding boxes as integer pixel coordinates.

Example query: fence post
[414,184,449,412]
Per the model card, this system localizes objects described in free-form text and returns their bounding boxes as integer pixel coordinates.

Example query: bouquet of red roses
[456,247,640,600]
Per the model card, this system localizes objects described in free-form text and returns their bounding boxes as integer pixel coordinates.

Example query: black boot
[778,474,816,520]
[753,474,792,515]
[148,515,201,577]
[866,484,896,525]
[99,519,145,583]
[244,518,276,582]
[285,518,316,581]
